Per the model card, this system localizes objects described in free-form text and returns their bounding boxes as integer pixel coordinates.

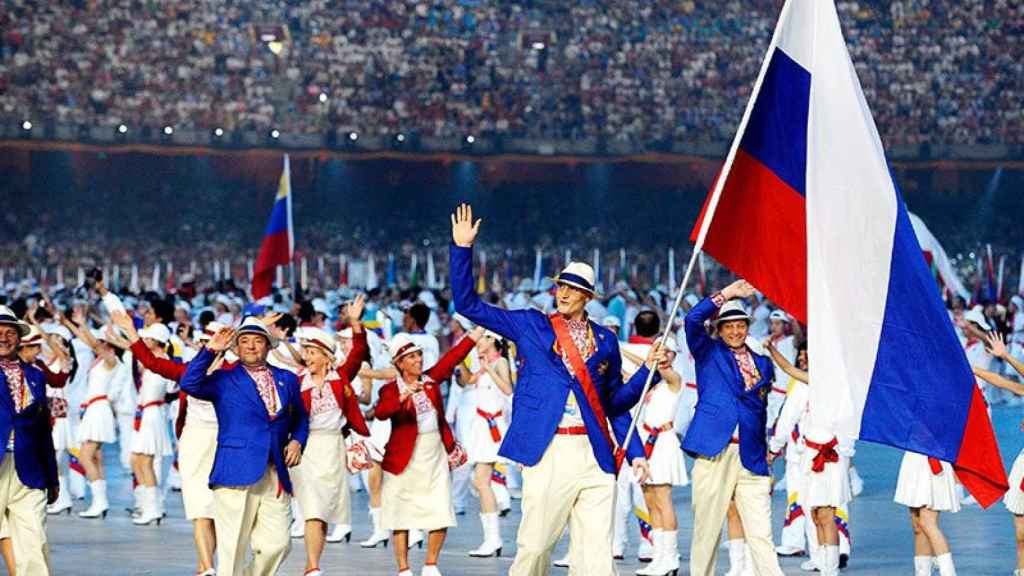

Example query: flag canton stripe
[860,196,973,462]
[739,48,810,197]
[263,198,290,236]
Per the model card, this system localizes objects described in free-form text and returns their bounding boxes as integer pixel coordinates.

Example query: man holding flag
[252,155,294,300]
[685,0,1006,554]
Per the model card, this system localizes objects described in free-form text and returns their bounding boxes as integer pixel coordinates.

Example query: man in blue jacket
[683,280,783,576]
[0,306,58,575]
[180,316,309,576]
[450,204,665,576]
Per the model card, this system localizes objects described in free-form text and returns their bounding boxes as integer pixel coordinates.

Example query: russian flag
[691,0,1007,506]
[252,155,294,300]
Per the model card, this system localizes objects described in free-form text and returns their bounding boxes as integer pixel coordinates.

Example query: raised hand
[451,203,481,247]
[722,279,755,300]
[468,326,486,342]
[347,293,366,324]
[110,310,140,341]
[984,331,1009,359]
[207,327,235,353]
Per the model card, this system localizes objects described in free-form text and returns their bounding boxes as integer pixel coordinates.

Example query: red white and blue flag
[252,155,294,300]
[691,0,1007,506]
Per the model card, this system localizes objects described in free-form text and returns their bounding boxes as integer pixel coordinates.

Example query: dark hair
[634,310,661,338]
[149,298,175,324]
[275,313,298,337]
[298,301,315,323]
[198,310,215,331]
[408,303,431,330]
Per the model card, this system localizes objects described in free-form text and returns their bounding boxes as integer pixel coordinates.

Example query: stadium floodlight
[163,126,174,135]
[396,133,406,143]
[214,128,224,137]
[348,132,358,142]
[466,135,475,144]
[118,124,128,134]
[319,93,328,103]
[532,41,546,51]
[271,129,280,139]
[22,120,31,131]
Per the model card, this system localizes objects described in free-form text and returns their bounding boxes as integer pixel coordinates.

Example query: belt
[134,400,165,431]
[804,437,839,473]
[81,395,108,409]
[642,422,674,458]
[685,382,697,390]
[476,408,504,442]
[556,426,588,436]
[771,386,788,395]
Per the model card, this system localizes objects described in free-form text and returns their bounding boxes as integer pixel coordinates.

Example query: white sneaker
[290,520,305,538]
[553,554,570,568]
[849,466,864,497]
[421,564,442,576]
[408,528,424,549]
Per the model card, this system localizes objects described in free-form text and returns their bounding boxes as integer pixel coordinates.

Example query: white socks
[935,553,956,576]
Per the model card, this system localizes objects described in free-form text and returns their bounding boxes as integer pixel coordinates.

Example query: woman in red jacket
[292,295,370,576]
[376,327,482,576]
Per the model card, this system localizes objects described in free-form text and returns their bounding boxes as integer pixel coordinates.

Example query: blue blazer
[0,362,58,490]
[450,244,651,474]
[682,297,775,476]
[180,349,309,493]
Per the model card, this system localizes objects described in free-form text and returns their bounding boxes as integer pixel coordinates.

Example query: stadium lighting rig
[117,124,128,134]
[22,120,32,131]
[466,135,476,144]
[319,92,328,103]
[163,126,174,136]
[214,128,224,137]
[271,129,280,139]
[348,132,358,142]
[396,133,406,143]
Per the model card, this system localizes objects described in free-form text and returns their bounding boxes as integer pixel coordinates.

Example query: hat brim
[392,346,423,363]
[714,314,752,327]
[0,320,31,338]
[232,328,278,349]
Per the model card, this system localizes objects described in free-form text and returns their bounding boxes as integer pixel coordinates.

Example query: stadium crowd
[0,0,1020,146]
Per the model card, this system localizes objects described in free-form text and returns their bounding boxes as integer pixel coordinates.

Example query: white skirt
[130,405,173,457]
[800,448,851,508]
[381,431,455,531]
[292,431,350,525]
[179,424,217,520]
[894,452,961,513]
[1005,449,1024,515]
[367,418,391,462]
[642,429,688,487]
[465,412,507,464]
[52,416,75,453]
[77,399,116,444]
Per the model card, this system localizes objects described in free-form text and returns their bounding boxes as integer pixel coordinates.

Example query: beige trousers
[690,444,783,576]
[0,454,50,575]
[509,434,617,576]
[213,465,291,576]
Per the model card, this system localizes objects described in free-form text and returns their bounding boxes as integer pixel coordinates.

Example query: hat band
[556,272,594,293]
[393,342,419,359]
[304,338,334,354]
[237,327,271,340]
[717,310,750,322]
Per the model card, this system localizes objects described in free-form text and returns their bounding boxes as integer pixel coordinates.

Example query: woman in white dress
[971,332,1024,576]
[765,341,852,576]
[60,317,123,519]
[291,298,370,576]
[128,323,176,526]
[465,331,513,558]
[635,335,686,576]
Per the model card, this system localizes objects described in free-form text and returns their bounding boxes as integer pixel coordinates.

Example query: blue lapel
[712,342,745,395]
[0,370,13,413]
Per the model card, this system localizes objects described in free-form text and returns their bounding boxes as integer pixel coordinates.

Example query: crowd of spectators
[1,0,1020,146]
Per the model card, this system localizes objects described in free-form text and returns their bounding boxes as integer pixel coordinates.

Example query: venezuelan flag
[68,447,86,477]
[634,506,653,544]
[252,155,294,299]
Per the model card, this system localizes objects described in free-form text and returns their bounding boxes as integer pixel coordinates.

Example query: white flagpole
[998,254,1006,300]
[427,250,437,288]
[619,0,795,464]
[77,267,85,288]
[532,249,543,290]
[129,265,139,293]
[300,257,308,291]
[223,259,231,282]
[668,247,676,288]
[564,249,572,267]
[56,266,63,287]
[213,260,221,282]
[247,259,254,282]
[593,249,601,284]
[151,263,160,293]
[1018,254,1024,296]
[367,254,378,291]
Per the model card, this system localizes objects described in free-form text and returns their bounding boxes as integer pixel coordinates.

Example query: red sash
[476,408,503,442]
[927,456,944,475]
[804,437,839,473]
[133,400,164,431]
[79,394,108,418]
[549,314,623,471]
[641,422,673,459]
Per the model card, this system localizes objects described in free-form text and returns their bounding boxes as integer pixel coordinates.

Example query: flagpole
[618,0,796,465]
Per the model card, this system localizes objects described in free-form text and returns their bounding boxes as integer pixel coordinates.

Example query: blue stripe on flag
[860,187,974,461]
[739,48,811,196]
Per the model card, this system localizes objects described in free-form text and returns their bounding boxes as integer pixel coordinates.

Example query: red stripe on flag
[953,385,1008,508]
[691,149,807,322]
[252,229,291,299]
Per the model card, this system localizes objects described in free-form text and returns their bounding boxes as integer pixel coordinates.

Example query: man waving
[449,203,664,576]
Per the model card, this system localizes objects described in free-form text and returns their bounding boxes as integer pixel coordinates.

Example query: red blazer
[300,331,370,437]
[375,336,475,475]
